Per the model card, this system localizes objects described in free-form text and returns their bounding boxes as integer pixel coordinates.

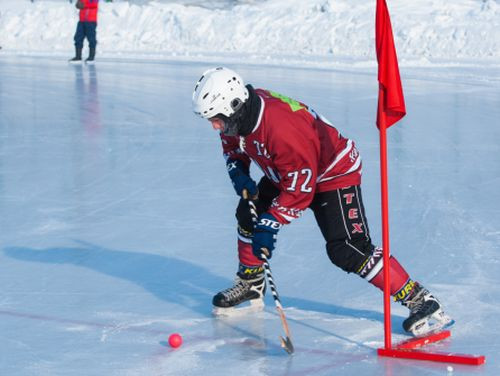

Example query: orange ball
[168,333,183,348]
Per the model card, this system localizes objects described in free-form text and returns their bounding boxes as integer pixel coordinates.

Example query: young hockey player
[191,67,453,336]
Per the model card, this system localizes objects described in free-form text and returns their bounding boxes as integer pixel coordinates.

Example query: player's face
[209,117,225,132]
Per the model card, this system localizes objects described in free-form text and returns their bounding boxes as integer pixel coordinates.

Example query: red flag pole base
[378,347,486,365]
[377,330,486,366]
[395,330,451,350]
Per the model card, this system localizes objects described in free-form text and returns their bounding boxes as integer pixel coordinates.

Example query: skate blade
[212,298,264,317]
[411,309,455,337]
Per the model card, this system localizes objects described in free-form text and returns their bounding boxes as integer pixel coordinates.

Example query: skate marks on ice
[2,241,396,373]
[2,242,474,375]
[165,309,384,376]
[145,310,376,376]
[2,240,394,325]
[0,308,207,343]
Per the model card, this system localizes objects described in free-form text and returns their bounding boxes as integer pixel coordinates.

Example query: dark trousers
[74,21,97,49]
[310,186,375,273]
[236,177,375,274]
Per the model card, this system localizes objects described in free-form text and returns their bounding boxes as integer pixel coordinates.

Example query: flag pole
[376,0,407,351]
[379,121,392,350]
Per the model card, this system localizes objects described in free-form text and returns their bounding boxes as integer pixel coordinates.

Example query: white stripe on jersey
[317,154,361,183]
[279,212,299,222]
[317,139,356,182]
[251,96,265,133]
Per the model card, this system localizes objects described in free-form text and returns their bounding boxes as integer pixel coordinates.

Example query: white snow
[0,0,499,68]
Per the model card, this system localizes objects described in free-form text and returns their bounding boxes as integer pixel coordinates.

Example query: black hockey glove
[252,213,282,260]
[226,158,257,198]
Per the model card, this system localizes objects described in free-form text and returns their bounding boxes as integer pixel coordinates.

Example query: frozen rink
[0,56,499,375]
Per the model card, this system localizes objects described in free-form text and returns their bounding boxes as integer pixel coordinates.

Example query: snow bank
[0,0,499,67]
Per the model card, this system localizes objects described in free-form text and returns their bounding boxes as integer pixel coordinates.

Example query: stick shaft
[243,190,294,352]
[261,254,292,340]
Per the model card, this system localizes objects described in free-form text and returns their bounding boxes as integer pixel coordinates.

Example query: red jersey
[79,0,99,23]
[221,89,362,224]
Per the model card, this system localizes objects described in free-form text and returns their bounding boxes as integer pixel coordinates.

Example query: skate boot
[212,273,266,316]
[69,47,83,64]
[85,47,96,64]
[401,283,454,337]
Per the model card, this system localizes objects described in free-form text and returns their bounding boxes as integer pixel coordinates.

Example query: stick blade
[280,336,294,354]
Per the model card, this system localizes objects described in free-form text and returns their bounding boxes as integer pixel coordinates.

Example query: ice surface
[0,55,499,375]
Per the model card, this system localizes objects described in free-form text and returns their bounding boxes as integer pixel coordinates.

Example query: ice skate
[69,47,83,64]
[85,47,96,65]
[212,274,266,316]
[69,56,83,64]
[401,283,454,337]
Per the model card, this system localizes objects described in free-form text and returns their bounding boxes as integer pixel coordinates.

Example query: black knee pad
[326,239,374,273]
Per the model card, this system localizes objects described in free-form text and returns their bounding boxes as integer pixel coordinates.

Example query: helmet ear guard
[192,67,249,125]
[230,98,245,113]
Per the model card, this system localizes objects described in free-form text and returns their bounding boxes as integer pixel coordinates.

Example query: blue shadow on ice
[3,240,222,317]
[2,241,395,327]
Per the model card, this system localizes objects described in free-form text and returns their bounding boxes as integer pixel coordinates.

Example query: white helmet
[192,67,249,120]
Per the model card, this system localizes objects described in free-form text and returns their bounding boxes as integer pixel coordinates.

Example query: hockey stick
[243,190,294,355]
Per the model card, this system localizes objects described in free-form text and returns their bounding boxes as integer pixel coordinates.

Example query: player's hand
[252,213,282,260]
[76,1,84,10]
[226,159,257,198]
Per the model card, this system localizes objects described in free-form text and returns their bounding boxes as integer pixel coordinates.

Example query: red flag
[376,0,406,129]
